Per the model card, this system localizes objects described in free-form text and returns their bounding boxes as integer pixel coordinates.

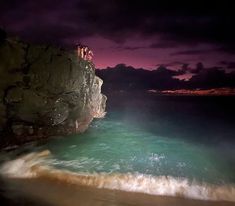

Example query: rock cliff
[0,37,106,146]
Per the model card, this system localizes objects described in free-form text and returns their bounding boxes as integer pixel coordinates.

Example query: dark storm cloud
[219,61,235,69]
[96,64,185,91]
[226,63,235,69]
[114,41,179,50]
[75,0,235,52]
[149,42,179,49]
[170,49,214,56]
[0,0,235,51]
[190,62,205,74]
[96,63,235,91]
[188,67,235,88]
[155,61,188,68]
[120,46,146,50]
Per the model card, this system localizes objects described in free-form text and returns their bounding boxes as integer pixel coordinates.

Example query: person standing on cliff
[83,46,89,60]
[87,49,94,61]
[76,44,93,62]
[76,43,83,59]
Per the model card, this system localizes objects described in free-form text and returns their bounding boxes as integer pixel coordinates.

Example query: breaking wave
[1,150,235,202]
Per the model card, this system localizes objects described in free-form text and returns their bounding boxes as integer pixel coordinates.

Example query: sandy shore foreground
[1,151,235,206]
[0,176,234,206]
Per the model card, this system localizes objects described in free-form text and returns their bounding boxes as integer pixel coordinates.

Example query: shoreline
[1,177,235,206]
[0,150,235,206]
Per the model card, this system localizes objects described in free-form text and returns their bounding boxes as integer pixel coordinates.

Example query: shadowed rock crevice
[0,37,106,147]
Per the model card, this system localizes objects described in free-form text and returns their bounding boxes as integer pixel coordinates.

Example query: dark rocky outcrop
[0,37,106,146]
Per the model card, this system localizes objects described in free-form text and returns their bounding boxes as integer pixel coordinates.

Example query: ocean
[0,93,235,205]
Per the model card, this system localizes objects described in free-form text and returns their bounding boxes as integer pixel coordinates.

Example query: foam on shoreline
[0,151,235,203]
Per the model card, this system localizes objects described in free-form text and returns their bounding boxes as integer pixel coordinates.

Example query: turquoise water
[1,95,235,203]
[28,95,235,185]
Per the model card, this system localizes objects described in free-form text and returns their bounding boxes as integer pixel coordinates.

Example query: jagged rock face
[0,38,106,144]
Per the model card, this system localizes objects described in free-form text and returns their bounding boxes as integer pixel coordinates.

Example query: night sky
[1,0,235,79]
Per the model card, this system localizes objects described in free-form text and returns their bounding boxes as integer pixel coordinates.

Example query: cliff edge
[0,37,106,146]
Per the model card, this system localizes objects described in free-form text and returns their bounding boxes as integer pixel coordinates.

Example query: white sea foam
[1,151,235,202]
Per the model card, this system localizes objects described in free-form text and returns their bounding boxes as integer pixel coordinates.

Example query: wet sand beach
[2,176,235,206]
